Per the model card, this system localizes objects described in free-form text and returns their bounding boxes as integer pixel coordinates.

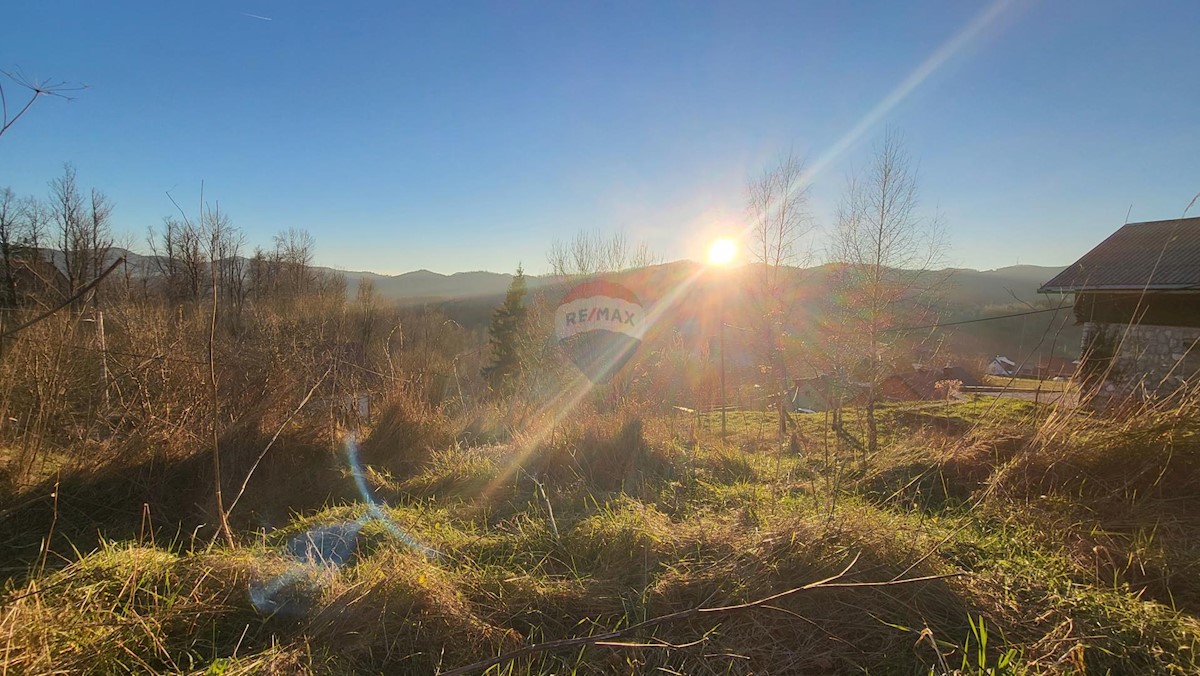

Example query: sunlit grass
[4,396,1200,673]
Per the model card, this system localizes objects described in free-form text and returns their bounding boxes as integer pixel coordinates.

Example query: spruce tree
[482,265,528,392]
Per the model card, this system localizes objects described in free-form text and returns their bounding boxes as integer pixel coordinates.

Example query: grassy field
[2,394,1199,674]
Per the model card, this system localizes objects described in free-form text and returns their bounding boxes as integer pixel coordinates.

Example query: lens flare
[249,433,437,617]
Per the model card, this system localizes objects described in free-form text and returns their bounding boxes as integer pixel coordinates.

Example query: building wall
[1076,292,1200,328]
[1082,321,1200,392]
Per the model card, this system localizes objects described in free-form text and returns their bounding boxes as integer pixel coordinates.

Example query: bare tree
[222,237,249,314]
[829,129,946,455]
[0,187,22,308]
[354,277,382,347]
[147,217,182,301]
[20,195,47,251]
[15,196,51,301]
[180,219,205,301]
[86,188,114,306]
[46,167,114,305]
[207,210,247,315]
[747,151,816,435]
[49,164,87,304]
[203,200,234,547]
[274,227,316,298]
[750,151,813,280]
[149,214,208,303]
[631,240,661,270]
[248,246,272,303]
[547,229,659,278]
[315,267,347,299]
[240,228,320,304]
[199,202,250,319]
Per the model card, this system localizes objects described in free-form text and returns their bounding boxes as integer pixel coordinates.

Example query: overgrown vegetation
[4,374,1200,673]
[1,164,1196,674]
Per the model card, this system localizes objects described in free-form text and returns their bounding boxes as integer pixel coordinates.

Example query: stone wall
[1082,322,1200,393]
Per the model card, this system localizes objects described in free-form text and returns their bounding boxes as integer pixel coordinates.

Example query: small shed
[1039,217,1200,392]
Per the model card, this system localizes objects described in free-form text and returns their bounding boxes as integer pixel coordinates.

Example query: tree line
[0,165,340,323]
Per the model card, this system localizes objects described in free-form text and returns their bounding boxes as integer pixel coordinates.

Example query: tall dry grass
[0,285,478,574]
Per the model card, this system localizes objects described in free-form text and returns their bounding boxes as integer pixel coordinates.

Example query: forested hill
[333,262,1065,309]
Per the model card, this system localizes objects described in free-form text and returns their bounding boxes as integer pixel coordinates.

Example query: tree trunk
[866,396,878,457]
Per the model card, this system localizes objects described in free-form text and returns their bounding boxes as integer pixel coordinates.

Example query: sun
[707,238,737,266]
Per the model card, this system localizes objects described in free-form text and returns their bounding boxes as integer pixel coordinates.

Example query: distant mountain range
[333,267,540,302]
[331,262,1067,308]
[53,247,1068,311]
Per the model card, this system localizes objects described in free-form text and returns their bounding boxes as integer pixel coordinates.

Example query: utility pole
[720,301,727,439]
[97,307,109,409]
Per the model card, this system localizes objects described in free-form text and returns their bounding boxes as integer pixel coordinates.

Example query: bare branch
[0,69,86,140]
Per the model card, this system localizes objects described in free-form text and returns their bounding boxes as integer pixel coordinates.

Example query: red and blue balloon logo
[555,280,644,384]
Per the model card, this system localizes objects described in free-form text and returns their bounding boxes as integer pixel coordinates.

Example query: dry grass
[3,286,1200,673]
[358,394,454,475]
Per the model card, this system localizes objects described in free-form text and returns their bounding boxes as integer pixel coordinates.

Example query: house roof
[1039,217,1200,293]
[881,372,930,399]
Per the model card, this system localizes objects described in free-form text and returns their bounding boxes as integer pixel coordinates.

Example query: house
[1038,217,1200,392]
[6,252,69,304]
[987,356,1017,376]
[785,375,865,412]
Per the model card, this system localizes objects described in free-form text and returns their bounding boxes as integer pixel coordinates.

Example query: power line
[880,305,1069,333]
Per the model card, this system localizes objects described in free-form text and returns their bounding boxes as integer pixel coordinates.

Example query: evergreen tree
[482,265,528,392]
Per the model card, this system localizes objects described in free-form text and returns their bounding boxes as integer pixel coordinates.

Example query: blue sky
[2,1,1198,275]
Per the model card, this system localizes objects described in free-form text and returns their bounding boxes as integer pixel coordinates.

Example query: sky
[2,1,1198,276]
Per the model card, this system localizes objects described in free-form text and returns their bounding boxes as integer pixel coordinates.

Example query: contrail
[240,12,273,21]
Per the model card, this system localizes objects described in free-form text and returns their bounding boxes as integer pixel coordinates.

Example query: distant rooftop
[1039,217,1200,293]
